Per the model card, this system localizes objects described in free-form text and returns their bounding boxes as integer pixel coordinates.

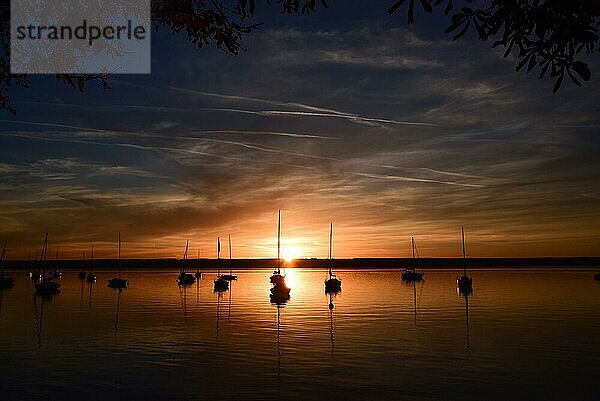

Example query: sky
[1,1,599,259]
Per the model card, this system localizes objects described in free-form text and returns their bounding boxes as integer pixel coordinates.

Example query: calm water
[0,269,599,401]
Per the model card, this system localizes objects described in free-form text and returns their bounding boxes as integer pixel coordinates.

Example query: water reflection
[215,287,227,340]
[0,269,598,401]
[113,288,123,338]
[404,278,424,325]
[327,291,339,356]
[179,283,190,316]
[196,278,201,309]
[275,301,284,399]
[463,291,471,349]
[228,280,234,322]
[87,280,95,314]
[0,288,5,319]
[33,293,55,349]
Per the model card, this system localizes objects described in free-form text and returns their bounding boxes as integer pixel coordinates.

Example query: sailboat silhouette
[457,227,473,294]
[214,237,229,292]
[324,223,342,293]
[270,210,290,302]
[177,240,196,285]
[0,241,15,289]
[108,233,128,289]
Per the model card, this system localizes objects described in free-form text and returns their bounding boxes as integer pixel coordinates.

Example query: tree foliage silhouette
[1,0,598,114]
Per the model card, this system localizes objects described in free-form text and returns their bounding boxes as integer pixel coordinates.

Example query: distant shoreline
[4,257,600,270]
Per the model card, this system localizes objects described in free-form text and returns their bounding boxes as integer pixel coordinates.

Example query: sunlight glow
[281,245,302,262]
[282,267,298,288]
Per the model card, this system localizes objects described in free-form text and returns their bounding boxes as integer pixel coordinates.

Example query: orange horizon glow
[3,211,600,260]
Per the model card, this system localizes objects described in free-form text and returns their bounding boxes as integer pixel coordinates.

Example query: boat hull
[325,278,342,292]
[214,277,229,292]
[108,278,128,288]
[177,273,196,285]
[221,274,238,281]
[0,275,15,289]
[401,270,424,282]
[594,272,600,281]
[35,280,60,295]
[270,283,291,296]
[270,282,291,303]
[86,273,96,283]
[270,272,285,285]
[194,271,202,279]
[457,275,473,294]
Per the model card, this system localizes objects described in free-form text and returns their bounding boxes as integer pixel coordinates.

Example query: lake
[1,268,599,401]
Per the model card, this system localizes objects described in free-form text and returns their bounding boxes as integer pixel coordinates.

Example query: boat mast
[118,232,121,278]
[329,222,333,277]
[217,237,221,276]
[0,240,6,276]
[228,235,232,275]
[277,210,281,274]
[41,233,48,274]
[461,227,467,277]
[411,237,415,270]
[183,239,189,273]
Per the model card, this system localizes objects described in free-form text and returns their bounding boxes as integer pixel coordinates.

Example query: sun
[281,245,302,262]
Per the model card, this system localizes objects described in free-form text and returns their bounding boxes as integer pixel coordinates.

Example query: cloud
[1,21,599,258]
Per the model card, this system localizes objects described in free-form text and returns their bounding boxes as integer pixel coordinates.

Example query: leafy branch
[388,0,599,93]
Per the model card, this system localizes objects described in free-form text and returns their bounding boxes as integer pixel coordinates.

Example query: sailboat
[86,245,97,282]
[0,241,15,289]
[195,249,202,279]
[594,272,600,281]
[214,237,229,291]
[52,247,62,278]
[324,223,341,292]
[270,210,291,301]
[401,237,424,282]
[35,233,61,295]
[78,250,86,280]
[221,235,238,281]
[108,232,129,289]
[457,227,473,294]
[177,240,196,285]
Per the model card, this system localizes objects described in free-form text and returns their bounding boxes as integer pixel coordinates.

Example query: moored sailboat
[177,240,196,285]
[195,249,202,279]
[52,247,62,278]
[35,233,61,295]
[457,227,473,294]
[270,210,290,302]
[108,233,128,289]
[86,245,96,282]
[0,241,15,289]
[324,223,341,292]
[221,235,238,281]
[401,237,424,282]
[214,237,229,292]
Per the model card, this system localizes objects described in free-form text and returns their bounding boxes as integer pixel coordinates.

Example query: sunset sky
[1,2,599,259]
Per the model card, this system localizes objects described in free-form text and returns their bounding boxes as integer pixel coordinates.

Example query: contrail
[351,172,484,188]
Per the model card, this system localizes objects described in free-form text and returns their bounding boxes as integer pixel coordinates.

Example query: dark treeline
[4,257,600,270]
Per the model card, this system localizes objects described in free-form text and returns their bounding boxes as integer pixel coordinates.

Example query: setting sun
[281,245,302,262]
